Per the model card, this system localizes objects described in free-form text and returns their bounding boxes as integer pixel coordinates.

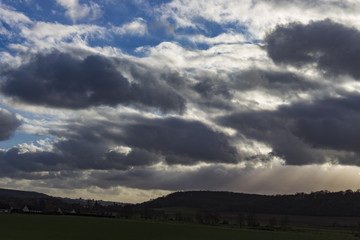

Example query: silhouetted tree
[140,208,154,219]
[237,212,244,228]
[175,211,183,221]
[268,216,277,228]
[196,211,204,224]
[247,212,259,227]
[280,216,289,231]
[119,205,134,219]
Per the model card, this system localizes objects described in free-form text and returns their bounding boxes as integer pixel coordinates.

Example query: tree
[119,205,134,219]
[247,212,259,227]
[175,211,183,221]
[237,212,244,228]
[268,216,277,228]
[280,216,289,231]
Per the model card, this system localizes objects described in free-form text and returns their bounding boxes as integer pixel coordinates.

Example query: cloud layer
[1,0,360,202]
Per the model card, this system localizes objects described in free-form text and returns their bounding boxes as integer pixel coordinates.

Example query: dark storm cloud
[1,50,185,113]
[0,108,21,141]
[0,117,149,176]
[122,117,239,164]
[265,19,360,79]
[219,94,360,165]
[283,95,360,153]
[0,144,158,178]
[7,164,242,191]
[0,114,239,178]
[190,75,235,110]
[0,148,63,174]
[54,115,239,165]
[105,148,160,168]
[228,69,319,92]
[193,78,231,99]
[220,109,322,165]
[189,68,319,111]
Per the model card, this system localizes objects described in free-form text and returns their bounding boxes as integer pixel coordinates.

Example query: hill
[0,188,125,215]
[2,188,360,218]
[139,190,360,217]
[0,188,50,199]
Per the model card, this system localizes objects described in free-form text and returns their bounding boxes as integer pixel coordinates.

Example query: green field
[0,214,355,240]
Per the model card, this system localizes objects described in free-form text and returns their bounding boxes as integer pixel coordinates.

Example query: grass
[0,214,355,240]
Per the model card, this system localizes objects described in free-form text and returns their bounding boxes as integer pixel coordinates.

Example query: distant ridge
[2,188,360,217]
[139,190,360,217]
[0,188,126,206]
[0,188,50,199]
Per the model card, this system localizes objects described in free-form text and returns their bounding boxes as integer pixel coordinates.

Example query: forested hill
[0,188,124,208]
[2,188,360,217]
[0,188,50,199]
[139,190,360,217]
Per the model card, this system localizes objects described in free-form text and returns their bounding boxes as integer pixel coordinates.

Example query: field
[0,214,356,240]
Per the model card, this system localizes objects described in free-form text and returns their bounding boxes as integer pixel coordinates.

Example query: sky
[1,0,360,203]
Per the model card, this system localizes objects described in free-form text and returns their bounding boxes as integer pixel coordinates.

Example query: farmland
[0,214,355,240]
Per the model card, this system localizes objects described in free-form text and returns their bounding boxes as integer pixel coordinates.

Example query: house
[22,205,30,213]
[0,203,11,213]
[69,209,76,214]
[62,209,77,215]
[57,208,63,214]
[22,205,43,214]
[8,203,22,213]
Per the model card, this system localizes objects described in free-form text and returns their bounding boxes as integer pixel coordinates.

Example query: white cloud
[0,3,32,26]
[0,22,10,36]
[0,2,32,39]
[158,0,360,39]
[139,41,269,72]
[19,21,105,50]
[181,32,246,46]
[17,140,53,154]
[112,18,148,36]
[56,0,102,22]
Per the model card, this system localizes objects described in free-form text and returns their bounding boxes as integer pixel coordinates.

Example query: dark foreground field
[0,214,356,240]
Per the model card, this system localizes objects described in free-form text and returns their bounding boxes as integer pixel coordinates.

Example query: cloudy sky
[1,0,360,203]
